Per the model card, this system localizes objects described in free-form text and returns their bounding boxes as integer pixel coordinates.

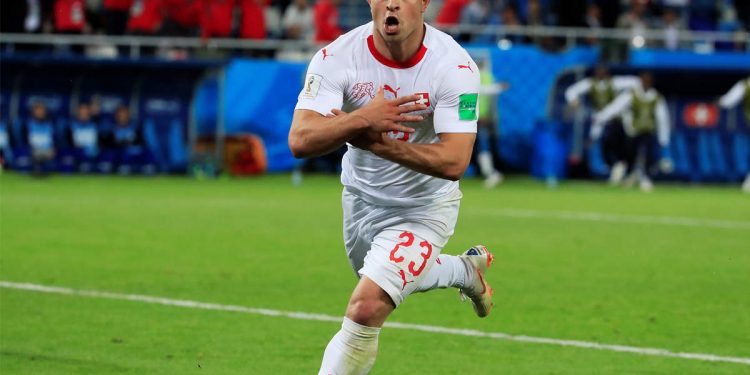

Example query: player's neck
[371,24,426,63]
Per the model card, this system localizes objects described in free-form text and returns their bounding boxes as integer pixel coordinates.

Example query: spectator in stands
[25,101,57,176]
[660,7,685,50]
[460,0,490,26]
[582,2,607,50]
[103,0,134,35]
[313,0,342,43]
[498,6,524,44]
[161,0,200,36]
[282,0,314,41]
[718,75,750,192]
[613,0,651,61]
[239,0,267,39]
[127,0,164,36]
[524,0,558,49]
[458,0,490,42]
[53,0,88,53]
[584,2,602,30]
[435,0,471,27]
[616,0,650,38]
[54,0,87,33]
[67,102,101,173]
[200,0,236,39]
[592,72,673,192]
[566,65,640,184]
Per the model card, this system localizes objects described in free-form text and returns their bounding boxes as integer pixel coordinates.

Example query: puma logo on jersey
[384,84,400,98]
[322,48,333,60]
[399,270,414,290]
[458,61,473,72]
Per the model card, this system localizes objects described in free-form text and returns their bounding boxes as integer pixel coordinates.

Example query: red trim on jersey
[367,35,427,69]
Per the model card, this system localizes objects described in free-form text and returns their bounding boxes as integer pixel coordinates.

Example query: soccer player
[288,0,494,373]
[565,64,640,184]
[591,71,672,192]
[718,75,750,193]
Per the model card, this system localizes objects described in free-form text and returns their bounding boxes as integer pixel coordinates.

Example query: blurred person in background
[25,101,57,176]
[67,102,102,173]
[277,0,314,59]
[200,0,236,39]
[566,64,640,184]
[313,0,342,42]
[615,0,651,61]
[161,0,200,36]
[718,75,750,192]
[104,105,150,174]
[435,0,470,27]
[592,71,672,192]
[102,0,133,34]
[127,0,164,36]
[583,2,602,45]
[53,0,89,53]
[54,0,88,33]
[457,0,489,42]
[659,7,686,50]
[475,59,506,188]
[239,0,267,39]
[524,0,557,49]
[282,0,314,41]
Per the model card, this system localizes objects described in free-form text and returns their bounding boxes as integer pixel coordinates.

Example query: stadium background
[1,0,749,374]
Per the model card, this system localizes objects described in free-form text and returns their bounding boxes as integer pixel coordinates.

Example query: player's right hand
[351,87,426,134]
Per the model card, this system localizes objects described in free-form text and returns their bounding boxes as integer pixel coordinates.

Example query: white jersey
[295,22,480,207]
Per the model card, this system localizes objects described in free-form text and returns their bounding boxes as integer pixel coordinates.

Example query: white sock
[318,318,381,375]
[412,254,468,293]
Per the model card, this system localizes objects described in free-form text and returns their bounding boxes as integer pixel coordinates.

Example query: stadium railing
[1,25,747,59]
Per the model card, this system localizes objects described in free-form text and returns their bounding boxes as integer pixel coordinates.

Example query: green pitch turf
[1,173,748,374]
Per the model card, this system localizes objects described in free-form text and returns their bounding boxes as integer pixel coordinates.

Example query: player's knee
[345,298,388,326]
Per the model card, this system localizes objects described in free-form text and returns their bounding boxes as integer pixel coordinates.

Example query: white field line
[473,208,750,230]
[2,281,749,366]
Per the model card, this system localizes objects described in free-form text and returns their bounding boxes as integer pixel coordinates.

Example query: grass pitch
[1,173,749,374]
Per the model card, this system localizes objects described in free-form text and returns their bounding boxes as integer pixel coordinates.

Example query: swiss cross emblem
[682,102,718,128]
[415,92,430,107]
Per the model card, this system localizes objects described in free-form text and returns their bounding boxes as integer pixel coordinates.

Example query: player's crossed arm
[288,88,426,158]
[352,131,476,181]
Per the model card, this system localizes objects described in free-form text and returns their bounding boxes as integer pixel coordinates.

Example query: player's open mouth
[385,16,400,34]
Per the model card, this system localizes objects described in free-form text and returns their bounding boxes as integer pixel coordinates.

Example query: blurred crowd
[1,0,748,52]
[435,0,749,52]
[0,0,343,45]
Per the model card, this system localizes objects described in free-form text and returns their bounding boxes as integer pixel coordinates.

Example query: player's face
[369,0,429,43]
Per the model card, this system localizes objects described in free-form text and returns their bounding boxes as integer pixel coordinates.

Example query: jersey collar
[367,26,428,69]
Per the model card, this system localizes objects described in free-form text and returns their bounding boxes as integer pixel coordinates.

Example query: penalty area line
[1,280,749,366]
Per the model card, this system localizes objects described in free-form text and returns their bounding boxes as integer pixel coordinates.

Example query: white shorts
[342,188,461,306]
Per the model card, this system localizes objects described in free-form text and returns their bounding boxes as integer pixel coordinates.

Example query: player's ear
[422,0,430,12]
